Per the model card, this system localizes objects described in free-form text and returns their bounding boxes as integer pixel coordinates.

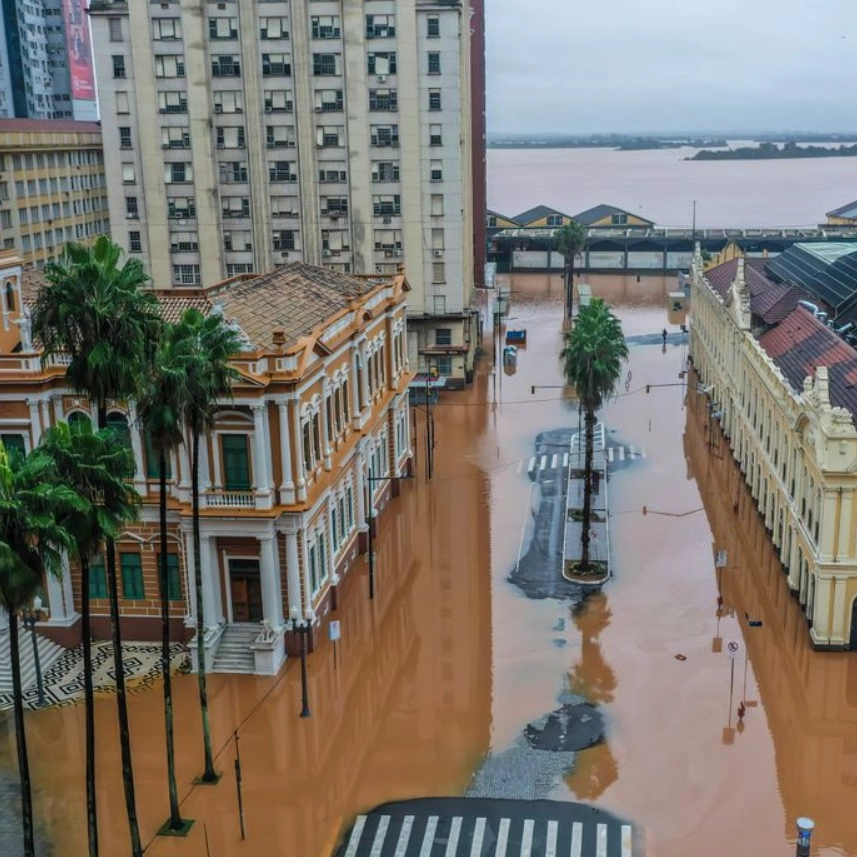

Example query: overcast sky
[486,0,857,134]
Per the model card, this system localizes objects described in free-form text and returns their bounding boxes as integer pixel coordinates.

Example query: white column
[27,399,42,447]
[831,576,848,643]
[178,436,192,490]
[184,530,198,624]
[199,435,212,490]
[290,400,307,502]
[127,403,147,494]
[203,535,223,626]
[45,564,68,621]
[251,402,272,499]
[300,527,314,617]
[40,399,51,434]
[285,530,301,617]
[259,536,283,629]
[320,382,332,470]
[814,576,832,640]
[51,395,64,424]
[360,345,371,408]
[278,400,295,503]
[356,447,368,530]
[351,348,362,423]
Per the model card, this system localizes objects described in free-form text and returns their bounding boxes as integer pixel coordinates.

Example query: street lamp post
[365,473,413,600]
[20,596,49,707]
[289,606,311,718]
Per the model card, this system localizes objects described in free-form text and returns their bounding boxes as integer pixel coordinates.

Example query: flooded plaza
[2,272,857,857]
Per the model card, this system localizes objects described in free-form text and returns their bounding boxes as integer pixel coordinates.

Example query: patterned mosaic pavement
[0,642,191,711]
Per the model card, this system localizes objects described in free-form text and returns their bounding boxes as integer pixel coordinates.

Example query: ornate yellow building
[690,247,857,649]
[0,250,412,675]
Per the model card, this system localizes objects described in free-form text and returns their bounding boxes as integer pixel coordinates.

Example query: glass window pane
[89,555,108,599]
[120,553,144,600]
[221,434,251,490]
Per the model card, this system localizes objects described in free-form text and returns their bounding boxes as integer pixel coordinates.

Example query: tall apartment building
[0,118,109,265]
[0,0,98,120]
[89,0,480,388]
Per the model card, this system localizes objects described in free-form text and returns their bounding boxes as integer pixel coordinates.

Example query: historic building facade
[690,247,857,649]
[0,250,412,675]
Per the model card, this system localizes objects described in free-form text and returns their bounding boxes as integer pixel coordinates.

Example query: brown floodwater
[4,273,856,857]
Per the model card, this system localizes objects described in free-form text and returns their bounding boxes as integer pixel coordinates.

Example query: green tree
[32,418,139,857]
[136,321,192,833]
[560,299,628,569]
[31,236,161,857]
[554,221,587,321]
[0,445,81,857]
[180,308,240,783]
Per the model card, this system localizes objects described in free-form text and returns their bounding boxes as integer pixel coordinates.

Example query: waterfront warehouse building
[88,0,483,389]
[690,247,857,649]
[0,251,412,676]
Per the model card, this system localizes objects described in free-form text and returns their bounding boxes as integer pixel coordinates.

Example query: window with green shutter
[221,433,251,489]
[158,553,182,601]
[120,553,145,600]
[145,431,172,479]
[89,555,108,599]
[1,434,26,461]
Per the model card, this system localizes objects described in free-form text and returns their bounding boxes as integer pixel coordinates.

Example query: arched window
[67,411,89,427]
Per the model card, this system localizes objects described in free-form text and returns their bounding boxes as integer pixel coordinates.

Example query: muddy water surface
[5,272,857,857]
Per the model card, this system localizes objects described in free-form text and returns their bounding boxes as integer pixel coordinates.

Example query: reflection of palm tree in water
[566,592,620,800]
[567,592,617,704]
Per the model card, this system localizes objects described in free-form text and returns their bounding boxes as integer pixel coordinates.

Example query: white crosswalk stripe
[445,817,463,857]
[546,820,558,857]
[563,453,568,467]
[394,816,414,857]
[369,816,389,857]
[539,455,548,470]
[607,447,614,462]
[470,818,486,857]
[494,818,510,857]
[550,454,558,468]
[596,823,608,857]
[621,824,633,857]
[618,446,625,461]
[570,822,583,857]
[344,815,367,857]
[527,456,536,473]
[520,818,534,857]
[419,816,438,857]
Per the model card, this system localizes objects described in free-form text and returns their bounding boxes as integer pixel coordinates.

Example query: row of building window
[88,552,182,602]
[2,150,102,173]
[115,13,438,44]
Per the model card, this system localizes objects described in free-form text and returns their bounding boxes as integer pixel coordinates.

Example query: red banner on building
[63,0,96,102]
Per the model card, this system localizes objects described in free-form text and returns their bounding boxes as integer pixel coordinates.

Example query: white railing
[44,353,72,367]
[203,491,255,508]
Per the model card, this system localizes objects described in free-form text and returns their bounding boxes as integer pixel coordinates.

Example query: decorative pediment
[727,258,751,330]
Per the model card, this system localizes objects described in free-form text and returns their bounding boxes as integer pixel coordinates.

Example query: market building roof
[826,199,857,220]
[572,204,655,227]
[765,242,857,311]
[513,205,575,225]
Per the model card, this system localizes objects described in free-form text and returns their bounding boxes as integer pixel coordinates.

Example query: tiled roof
[827,199,857,220]
[758,307,857,416]
[513,204,572,224]
[21,262,391,352]
[572,204,653,226]
[0,119,102,135]
[703,258,809,324]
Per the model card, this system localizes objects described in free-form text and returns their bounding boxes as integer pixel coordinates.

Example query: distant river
[487,143,857,229]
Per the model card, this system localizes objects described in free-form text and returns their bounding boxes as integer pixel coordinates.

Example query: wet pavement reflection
[3,272,856,857]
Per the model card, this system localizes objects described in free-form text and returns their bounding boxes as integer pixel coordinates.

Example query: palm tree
[136,321,192,833]
[554,221,587,321]
[0,444,82,857]
[561,299,628,570]
[180,308,240,784]
[33,418,139,857]
[31,236,161,857]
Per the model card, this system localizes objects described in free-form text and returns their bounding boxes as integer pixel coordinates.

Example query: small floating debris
[674,654,687,661]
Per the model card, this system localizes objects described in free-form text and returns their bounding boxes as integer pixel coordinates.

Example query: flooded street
[3,273,857,856]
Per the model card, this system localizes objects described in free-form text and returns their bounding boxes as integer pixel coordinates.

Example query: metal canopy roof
[765,242,857,309]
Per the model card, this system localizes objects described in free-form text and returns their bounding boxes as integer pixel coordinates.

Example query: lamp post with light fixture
[20,596,49,707]
[289,606,311,718]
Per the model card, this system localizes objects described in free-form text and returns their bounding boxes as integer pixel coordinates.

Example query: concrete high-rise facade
[0,0,98,120]
[90,0,481,387]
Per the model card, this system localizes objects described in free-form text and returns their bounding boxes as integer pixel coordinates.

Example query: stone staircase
[210,624,258,674]
[0,627,66,695]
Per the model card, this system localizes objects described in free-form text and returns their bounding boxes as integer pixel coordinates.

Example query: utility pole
[691,199,698,246]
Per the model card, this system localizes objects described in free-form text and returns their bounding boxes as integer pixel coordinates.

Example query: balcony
[203,491,255,508]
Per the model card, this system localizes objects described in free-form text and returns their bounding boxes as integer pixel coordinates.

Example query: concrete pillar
[51,395,63,424]
[259,536,283,629]
[831,576,848,644]
[290,399,307,502]
[285,530,301,618]
[278,399,295,504]
[40,399,51,435]
[251,402,273,502]
[27,399,41,447]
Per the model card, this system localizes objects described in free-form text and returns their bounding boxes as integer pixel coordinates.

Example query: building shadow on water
[685,386,857,854]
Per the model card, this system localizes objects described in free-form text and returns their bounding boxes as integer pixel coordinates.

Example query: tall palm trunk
[81,557,98,857]
[98,403,142,856]
[565,262,573,321]
[159,448,183,830]
[581,405,596,569]
[9,614,35,857]
[192,429,217,782]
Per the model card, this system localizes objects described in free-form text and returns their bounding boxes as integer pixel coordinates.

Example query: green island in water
[689,141,857,160]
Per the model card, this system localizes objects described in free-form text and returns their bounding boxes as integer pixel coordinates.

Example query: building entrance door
[229,559,263,623]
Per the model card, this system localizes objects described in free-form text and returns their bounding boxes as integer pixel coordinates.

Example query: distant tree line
[689,142,857,160]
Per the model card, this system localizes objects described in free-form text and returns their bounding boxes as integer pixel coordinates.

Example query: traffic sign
[725,639,741,660]
[329,620,341,641]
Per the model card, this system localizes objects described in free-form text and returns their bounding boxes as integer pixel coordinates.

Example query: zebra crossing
[338,806,635,857]
[514,446,646,475]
